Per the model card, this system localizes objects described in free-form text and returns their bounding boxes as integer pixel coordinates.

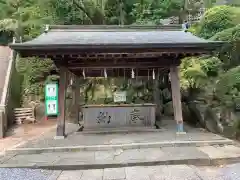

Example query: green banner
[45,83,58,116]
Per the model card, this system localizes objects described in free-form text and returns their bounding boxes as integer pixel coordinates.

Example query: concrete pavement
[1,164,240,180]
[14,126,230,149]
[0,120,56,155]
[2,145,240,169]
[2,122,240,170]
[2,122,240,179]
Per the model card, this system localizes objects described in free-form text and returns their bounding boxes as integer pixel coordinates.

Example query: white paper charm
[152,69,155,80]
[131,69,135,79]
[82,69,86,79]
[104,68,107,78]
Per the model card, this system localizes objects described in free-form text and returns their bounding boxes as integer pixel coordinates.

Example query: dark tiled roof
[22,30,210,45]
[9,25,224,51]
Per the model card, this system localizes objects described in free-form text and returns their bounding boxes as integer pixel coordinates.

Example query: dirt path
[0,120,56,155]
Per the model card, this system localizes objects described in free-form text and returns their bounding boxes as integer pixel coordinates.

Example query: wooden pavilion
[9,25,224,138]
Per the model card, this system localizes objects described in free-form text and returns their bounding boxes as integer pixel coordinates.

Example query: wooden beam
[60,54,182,64]
[20,48,208,58]
[170,66,185,133]
[65,52,182,60]
[67,59,181,69]
[56,66,68,138]
[70,68,169,77]
[69,65,172,69]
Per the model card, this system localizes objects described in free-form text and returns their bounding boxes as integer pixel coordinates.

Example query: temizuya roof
[9,25,224,54]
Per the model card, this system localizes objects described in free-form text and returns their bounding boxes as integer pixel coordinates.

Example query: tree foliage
[196,5,240,39]
[180,4,240,134]
[131,0,182,24]
[180,56,221,91]
[215,66,240,109]
[211,24,240,69]
[16,57,57,101]
[0,0,208,34]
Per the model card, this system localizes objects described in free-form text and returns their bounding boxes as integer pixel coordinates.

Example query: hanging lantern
[131,68,135,79]
[82,69,86,79]
[152,69,155,80]
[104,68,107,78]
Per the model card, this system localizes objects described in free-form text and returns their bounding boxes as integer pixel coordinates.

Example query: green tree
[196,5,240,39]
[0,0,54,40]
[131,0,183,25]
[203,0,216,8]
[180,56,221,99]
[211,24,240,69]
[16,57,57,101]
[215,66,240,112]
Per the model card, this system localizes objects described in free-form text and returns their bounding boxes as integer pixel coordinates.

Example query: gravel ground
[0,168,53,180]
[219,163,240,179]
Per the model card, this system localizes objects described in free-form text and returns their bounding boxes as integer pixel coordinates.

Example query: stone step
[80,127,164,134]
[2,145,240,170]
[5,139,234,155]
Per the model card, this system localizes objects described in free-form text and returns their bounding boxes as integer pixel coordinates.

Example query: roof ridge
[48,24,181,30]
[49,29,181,32]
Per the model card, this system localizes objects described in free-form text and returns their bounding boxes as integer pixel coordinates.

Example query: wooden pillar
[74,76,80,124]
[69,74,80,124]
[56,66,68,138]
[71,74,75,107]
[170,66,185,133]
[153,78,161,121]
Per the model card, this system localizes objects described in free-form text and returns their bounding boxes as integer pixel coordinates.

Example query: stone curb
[1,156,240,170]
[78,128,165,134]
[5,139,234,155]
[48,170,62,180]
[0,153,17,164]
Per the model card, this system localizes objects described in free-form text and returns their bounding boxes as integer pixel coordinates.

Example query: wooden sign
[45,83,58,116]
[114,91,126,102]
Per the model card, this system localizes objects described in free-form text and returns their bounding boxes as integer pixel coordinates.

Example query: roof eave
[9,41,226,51]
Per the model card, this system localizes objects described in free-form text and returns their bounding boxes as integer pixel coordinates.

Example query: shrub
[16,57,57,103]
[215,66,240,109]
[180,56,221,90]
[211,24,240,69]
[197,5,240,39]
[188,22,200,36]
